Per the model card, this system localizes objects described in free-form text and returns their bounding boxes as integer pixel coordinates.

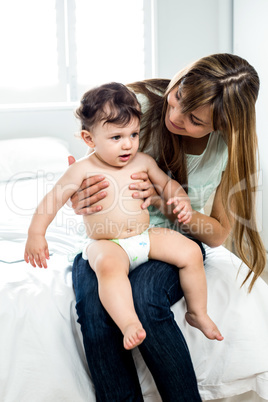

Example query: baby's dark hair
[75,82,141,131]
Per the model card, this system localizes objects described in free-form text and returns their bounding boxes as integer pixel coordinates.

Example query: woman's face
[165,87,214,138]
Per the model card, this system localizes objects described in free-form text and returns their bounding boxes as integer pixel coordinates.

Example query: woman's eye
[190,115,201,126]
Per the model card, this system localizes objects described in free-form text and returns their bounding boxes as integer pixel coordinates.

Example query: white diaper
[82,228,150,271]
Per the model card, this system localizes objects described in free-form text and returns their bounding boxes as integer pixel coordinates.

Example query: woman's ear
[81,130,95,148]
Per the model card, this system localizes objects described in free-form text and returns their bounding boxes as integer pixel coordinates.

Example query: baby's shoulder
[135,151,155,164]
[135,152,157,169]
[66,153,96,177]
[75,152,97,168]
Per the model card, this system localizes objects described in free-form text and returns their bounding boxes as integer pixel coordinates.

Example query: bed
[0,136,268,402]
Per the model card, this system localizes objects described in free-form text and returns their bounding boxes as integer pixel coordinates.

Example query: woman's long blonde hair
[128,53,266,291]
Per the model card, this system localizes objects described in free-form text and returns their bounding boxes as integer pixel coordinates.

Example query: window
[0,0,154,105]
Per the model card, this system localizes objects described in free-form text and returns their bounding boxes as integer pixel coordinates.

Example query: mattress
[1,137,268,401]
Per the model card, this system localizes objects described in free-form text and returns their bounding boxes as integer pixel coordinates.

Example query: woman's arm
[178,182,231,247]
[144,156,192,223]
[129,158,230,246]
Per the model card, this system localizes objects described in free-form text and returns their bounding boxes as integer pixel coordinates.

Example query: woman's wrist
[179,210,230,247]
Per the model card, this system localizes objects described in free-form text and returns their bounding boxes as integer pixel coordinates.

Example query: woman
[70,53,267,401]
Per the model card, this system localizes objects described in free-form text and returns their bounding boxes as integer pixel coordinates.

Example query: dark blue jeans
[73,241,204,401]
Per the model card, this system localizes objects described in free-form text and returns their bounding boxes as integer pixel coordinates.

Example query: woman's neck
[183,133,210,155]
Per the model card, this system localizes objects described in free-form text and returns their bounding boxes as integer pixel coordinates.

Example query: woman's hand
[68,155,109,215]
[129,171,159,209]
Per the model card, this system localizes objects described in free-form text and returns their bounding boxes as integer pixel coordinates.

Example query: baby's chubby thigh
[148,227,202,268]
[86,239,130,277]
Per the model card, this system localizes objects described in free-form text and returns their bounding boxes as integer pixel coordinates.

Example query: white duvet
[1,173,268,402]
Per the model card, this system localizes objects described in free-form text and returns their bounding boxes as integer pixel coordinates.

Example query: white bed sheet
[1,175,268,402]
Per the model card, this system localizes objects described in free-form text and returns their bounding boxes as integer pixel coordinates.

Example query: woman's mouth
[169,119,184,130]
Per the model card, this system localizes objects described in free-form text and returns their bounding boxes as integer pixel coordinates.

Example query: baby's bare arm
[24,161,88,267]
[31,162,87,232]
[141,153,192,223]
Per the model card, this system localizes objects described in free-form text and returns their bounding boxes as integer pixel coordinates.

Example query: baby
[25,82,223,349]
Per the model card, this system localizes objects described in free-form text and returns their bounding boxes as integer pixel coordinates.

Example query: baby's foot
[185,312,224,341]
[123,323,146,350]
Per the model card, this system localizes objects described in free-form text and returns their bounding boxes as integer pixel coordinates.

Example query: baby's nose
[122,138,132,149]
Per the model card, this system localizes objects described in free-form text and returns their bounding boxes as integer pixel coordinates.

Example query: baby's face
[91,117,140,168]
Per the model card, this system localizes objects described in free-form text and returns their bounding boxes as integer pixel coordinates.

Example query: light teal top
[186,131,228,211]
[149,132,228,229]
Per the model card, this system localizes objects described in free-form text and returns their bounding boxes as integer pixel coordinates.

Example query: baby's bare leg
[87,240,146,349]
[148,228,223,341]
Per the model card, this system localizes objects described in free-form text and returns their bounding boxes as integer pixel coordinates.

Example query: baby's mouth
[119,154,131,161]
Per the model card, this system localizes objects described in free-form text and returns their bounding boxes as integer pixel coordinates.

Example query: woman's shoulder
[208,131,228,167]
[209,130,228,149]
[201,131,228,162]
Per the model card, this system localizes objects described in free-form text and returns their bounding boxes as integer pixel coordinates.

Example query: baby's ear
[81,130,95,148]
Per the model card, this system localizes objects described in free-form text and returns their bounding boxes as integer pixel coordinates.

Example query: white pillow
[0,137,70,182]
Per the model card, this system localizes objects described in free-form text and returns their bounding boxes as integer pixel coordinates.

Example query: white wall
[0,0,232,160]
[233,0,268,250]
[154,0,233,77]
[0,104,87,159]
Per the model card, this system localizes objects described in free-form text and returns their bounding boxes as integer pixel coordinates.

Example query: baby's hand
[24,234,50,268]
[167,197,192,224]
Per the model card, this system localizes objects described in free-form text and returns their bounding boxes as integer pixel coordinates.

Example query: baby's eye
[112,135,121,141]
[131,132,139,138]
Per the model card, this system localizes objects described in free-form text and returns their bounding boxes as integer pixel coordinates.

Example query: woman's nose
[170,106,184,125]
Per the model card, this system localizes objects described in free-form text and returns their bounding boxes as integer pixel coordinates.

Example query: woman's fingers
[73,193,107,215]
[79,180,109,200]
[132,187,154,200]
[141,196,152,209]
[130,172,156,201]
[129,179,150,192]
[79,175,107,191]
[70,177,109,212]
[131,171,149,181]
[75,204,104,215]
